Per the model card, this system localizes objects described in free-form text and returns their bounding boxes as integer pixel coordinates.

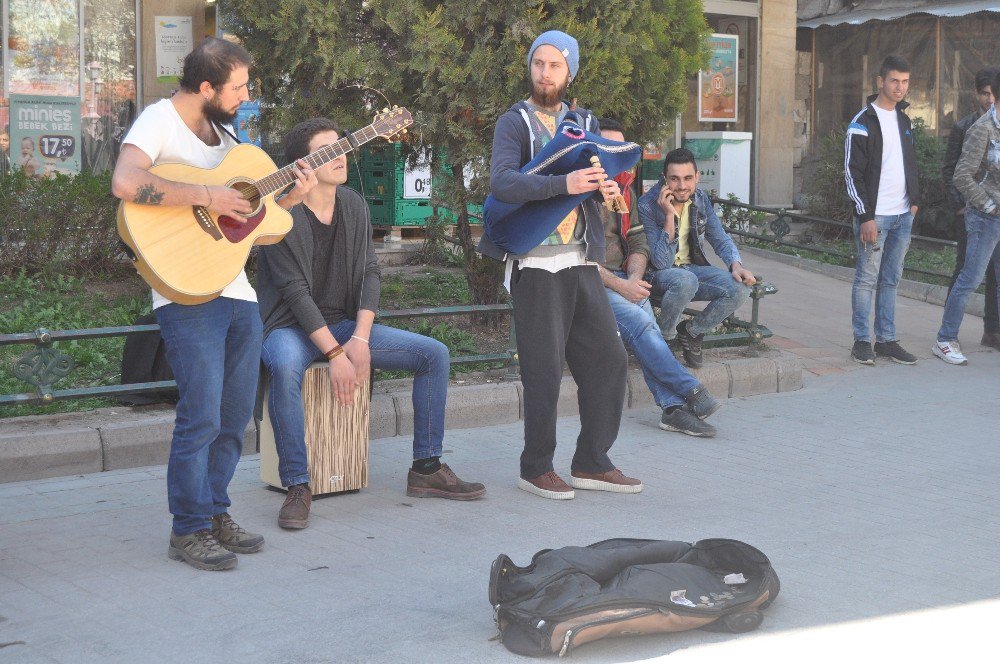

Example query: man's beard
[530,77,569,108]
[203,96,238,125]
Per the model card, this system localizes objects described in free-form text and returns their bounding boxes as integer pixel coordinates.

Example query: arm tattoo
[134,183,165,205]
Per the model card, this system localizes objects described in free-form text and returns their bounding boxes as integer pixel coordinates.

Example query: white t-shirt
[122,98,257,309]
[873,104,910,216]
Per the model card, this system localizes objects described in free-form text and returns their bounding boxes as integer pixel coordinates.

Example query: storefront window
[82,0,137,172]
[2,0,136,176]
[8,0,81,97]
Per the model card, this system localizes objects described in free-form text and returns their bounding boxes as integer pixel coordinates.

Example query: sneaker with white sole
[570,469,643,494]
[933,340,968,365]
[518,471,575,500]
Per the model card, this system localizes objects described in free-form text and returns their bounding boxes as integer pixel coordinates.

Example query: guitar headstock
[372,106,413,142]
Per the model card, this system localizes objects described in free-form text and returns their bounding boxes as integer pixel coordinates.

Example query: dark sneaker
[683,384,721,420]
[211,513,264,554]
[981,332,1000,351]
[676,319,704,368]
[874,341,917,365]
[278,484,312,530]
[851,340,875,365]
[407,463,485,500]
[168,529,238,571]
[517,471,575,500]
[570,468,643,494]
[660,407,717,437]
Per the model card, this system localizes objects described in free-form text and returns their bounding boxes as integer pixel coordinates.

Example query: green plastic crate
[365,198,434,226]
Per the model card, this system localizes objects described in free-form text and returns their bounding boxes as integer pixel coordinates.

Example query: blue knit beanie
[527,30,580,81]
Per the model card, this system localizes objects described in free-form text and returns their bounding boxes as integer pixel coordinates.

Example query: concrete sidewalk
[3,252,1000,661]
[2,349,999,662]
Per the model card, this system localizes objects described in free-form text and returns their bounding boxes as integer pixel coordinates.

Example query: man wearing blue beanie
[479,30,643,499]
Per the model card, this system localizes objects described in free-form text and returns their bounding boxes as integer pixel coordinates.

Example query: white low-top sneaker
[933,340,968,365]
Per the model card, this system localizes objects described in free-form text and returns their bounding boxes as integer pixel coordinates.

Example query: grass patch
[377,269,511,379]
[0,272,151,417]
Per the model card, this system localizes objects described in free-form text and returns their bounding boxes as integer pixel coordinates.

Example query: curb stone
[0,354,802,484]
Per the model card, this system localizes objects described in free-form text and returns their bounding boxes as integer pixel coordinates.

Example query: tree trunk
[451,159,505,328]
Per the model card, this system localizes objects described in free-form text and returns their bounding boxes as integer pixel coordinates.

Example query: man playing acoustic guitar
[111,38,316,571]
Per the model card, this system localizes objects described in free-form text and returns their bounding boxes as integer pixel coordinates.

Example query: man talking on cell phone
[637,148,756,369]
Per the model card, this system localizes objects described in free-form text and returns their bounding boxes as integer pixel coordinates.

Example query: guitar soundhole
[217,178,266,243]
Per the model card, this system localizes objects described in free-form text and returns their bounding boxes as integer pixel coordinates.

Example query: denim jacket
[637,183,742,271]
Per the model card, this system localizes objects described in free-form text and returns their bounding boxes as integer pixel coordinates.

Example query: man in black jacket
[843,54,920,366]
[942,68,998,350]
[257,118,484,530]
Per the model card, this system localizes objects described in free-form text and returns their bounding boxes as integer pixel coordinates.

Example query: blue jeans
[155,298,263,536]
[648,265,750,338]
[852,211,913,342]
[938,207,1000,342]
[605,273,700,409]
[261,321,450,487]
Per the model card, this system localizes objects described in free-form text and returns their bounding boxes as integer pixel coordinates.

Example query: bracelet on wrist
[203,184,213,208]
[350,335,369,344]
[325,346,344,361]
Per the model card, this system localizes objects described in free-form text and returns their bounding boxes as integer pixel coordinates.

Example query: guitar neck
[254,123,385,197]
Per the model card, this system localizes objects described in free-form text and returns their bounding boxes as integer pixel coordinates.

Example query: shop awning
[798,1,1000,28]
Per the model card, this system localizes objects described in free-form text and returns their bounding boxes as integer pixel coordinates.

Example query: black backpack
[119,313,178,406]
[489,538,780,657]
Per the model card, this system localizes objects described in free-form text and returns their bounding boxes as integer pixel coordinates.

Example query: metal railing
[0,305,517,406]
[713,197,957,281]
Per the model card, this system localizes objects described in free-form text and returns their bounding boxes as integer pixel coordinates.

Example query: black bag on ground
[489,538,780,657]
[119,313,178,406]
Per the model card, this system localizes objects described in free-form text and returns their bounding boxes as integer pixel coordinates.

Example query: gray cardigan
[256,186,381,339]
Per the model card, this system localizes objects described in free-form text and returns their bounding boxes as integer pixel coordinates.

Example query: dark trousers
[950,215,999,334]
[511,264,627,479]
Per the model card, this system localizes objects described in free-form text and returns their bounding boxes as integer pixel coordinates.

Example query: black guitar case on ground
[489,538,780,657]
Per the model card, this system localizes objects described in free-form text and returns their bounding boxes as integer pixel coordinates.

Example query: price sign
[403,159,433,199]
[39,135,76,160]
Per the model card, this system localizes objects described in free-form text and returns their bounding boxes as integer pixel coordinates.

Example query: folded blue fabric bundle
[484,117,642,255]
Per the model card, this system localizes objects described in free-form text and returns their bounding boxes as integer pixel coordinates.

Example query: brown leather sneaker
[406,463,485,500]
[211,513,265,553]
[570,469,643,494]
[278,484,311,530]
[517,471,575,500]
[981,331,1000,351]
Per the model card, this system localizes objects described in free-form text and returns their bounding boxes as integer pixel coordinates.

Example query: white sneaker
[933,340,968,365]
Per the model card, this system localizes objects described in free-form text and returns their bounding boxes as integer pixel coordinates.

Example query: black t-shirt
[304,204,349,325]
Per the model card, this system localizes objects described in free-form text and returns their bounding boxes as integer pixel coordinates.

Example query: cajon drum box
[259,361,370,496]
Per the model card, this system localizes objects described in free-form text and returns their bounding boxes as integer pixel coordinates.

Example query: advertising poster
[232,101,262,146]
[7,0,81,96]
[10,95,82,177]
[699,34,739,123]
[155,16,194,83]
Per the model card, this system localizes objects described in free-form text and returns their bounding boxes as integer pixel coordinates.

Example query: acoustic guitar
[117,107,412,305]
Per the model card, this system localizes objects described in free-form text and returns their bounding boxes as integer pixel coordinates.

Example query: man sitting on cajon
[257,118,486,529]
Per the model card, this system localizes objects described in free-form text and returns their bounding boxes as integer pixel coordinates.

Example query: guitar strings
[253,123,382,197]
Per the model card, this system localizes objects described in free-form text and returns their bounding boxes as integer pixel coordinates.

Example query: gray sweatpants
[510,264,628,479]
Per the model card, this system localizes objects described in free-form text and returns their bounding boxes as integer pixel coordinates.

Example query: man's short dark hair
[178,37,253,93]
[284,117,342,165]
[879,55,910,79]
[974,68,996,93]
[662,148,697,174]
[598,118,625,134]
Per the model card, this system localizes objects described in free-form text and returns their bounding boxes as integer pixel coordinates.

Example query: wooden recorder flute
[589,155,629,215]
